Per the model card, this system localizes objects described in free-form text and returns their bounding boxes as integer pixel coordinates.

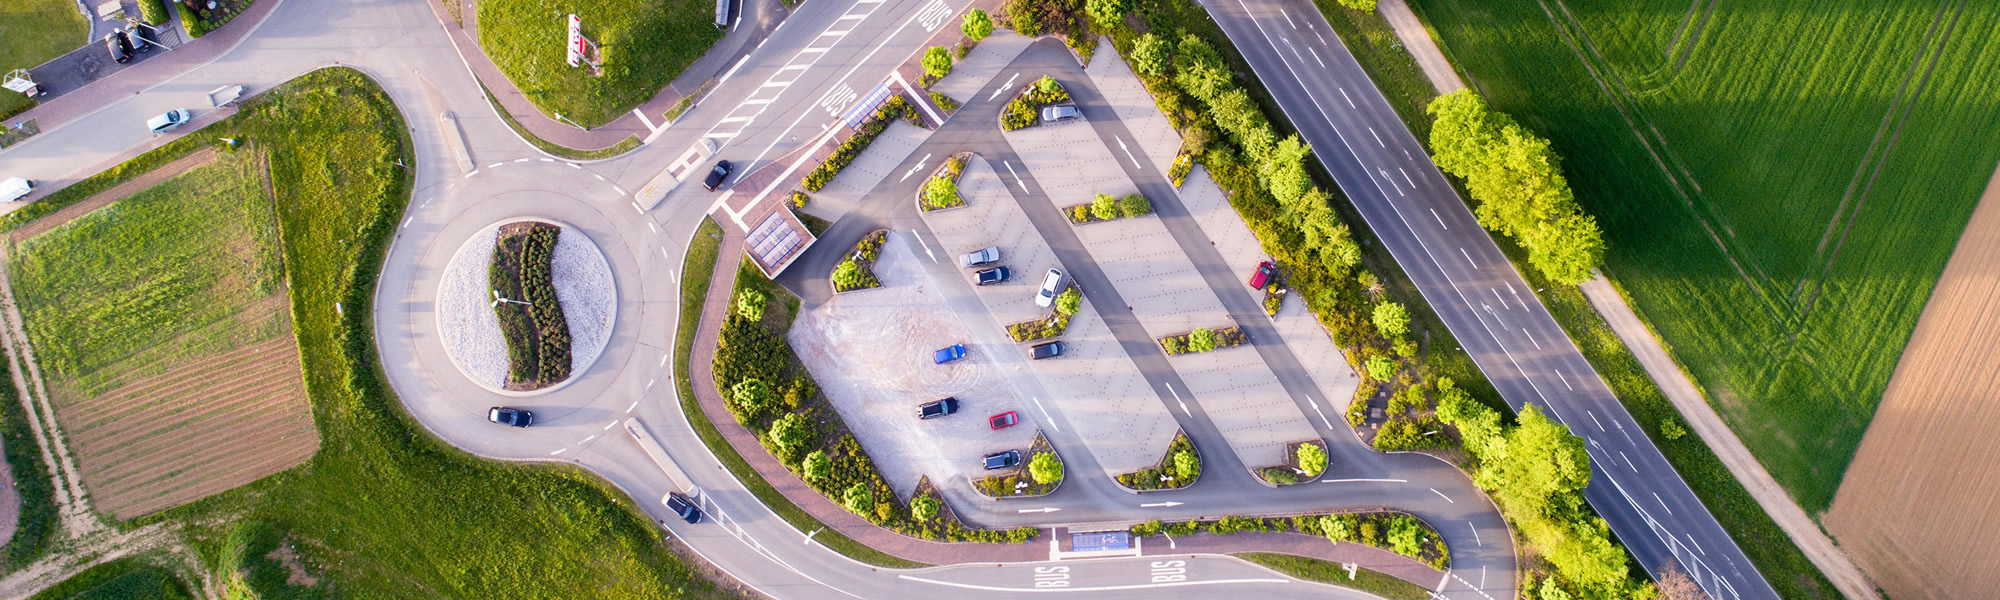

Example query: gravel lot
[436,220,616,392]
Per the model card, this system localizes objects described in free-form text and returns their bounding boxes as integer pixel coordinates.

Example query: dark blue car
[932,343,967,364]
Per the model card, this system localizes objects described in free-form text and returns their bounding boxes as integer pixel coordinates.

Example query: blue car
[932,344,967,364]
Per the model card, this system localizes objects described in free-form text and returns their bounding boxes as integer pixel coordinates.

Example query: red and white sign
[566,14,585,67]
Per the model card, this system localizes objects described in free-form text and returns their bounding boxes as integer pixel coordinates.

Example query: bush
[1091,193,1118,220]
[802,450,831,481]
[1320,515,1353,542]
[1366,354,1397,382]
[832,259,879,291]
[1264,294,1282,316]
[1336,0,1378,12]
[1029,452,1064,484]
[1161,336,1186,355]
[924,176,963,210]
[1173,450,1200,481]
[1263,468,1298,485]
[843,483,875,515]
[911,495,940,522]
[1386,384,1426,416]
[963,8,995,40]
[929,91,961,112]
[1085,0,1126,29]
[1346,396,1369,427]
[1069,205,1090,222]
[923,46,955,79]
[1387,516,1423,559]
[138,0,169,25]
[1372,301,1410,340]
[1130,33,1171,76]
[1118,193,1152,217]
[1005,314,1070,342]
[804,97,915,190]
[730,378,772,423]
[790,191,809,208]
[1661,418,1689,441]
[735,289,767,321]
[1188,328,1217,352]
[1055,287,1081,316]
[766,413,814,463]
[1131,520,1164,537]
[1297,443,1326,477]
[1375,417,1452,451]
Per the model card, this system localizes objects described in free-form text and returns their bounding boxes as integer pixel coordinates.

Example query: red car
[1248,260,1277,289]
[988,411,1019,430]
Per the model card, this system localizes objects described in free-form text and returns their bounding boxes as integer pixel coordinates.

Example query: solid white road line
[579,434,597,444]
[1307,397,1332,429]
[1322,478,1407,483]
[1621,451,1636,473]
[911,229,937,262]
[1654,492,1673,516]
[1307,46,1325,68]
[1687,534,1706,556]
[1459,247,1477,268]
[1339,87,1354,108]
[1165,382,1189,416]
[898,575,1287,592]
[1523,328,1541,349]
[1469,522,1481,545]
[604,420,618,431]
[551,448,567,455]
[1280,7,1296,28]
[1556,369,1573,390]
[1491,288,1507,310]
[514,157,530,163]
[1399,167,1414,187]
[1588,410,1604,431]
[1430,208,1447,229]
[1431,487,1454,503]
[1116,137,1143,170]
[627,401,640,413]
[1369,127,1383,147]
[487,162,503,169]
[648,222,658,233]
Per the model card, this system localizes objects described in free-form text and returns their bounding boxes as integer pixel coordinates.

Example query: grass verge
[671,219,928,569]
[1235,552,1430,600]
[0,353,54,571]
[28,555,194,600]
[478,0,721,127]
[480,81,642,161]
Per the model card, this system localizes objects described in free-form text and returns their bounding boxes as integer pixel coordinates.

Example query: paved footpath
[1375,1,1876,597]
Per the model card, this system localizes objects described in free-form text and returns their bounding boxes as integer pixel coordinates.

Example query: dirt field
[1824,165,2000,600]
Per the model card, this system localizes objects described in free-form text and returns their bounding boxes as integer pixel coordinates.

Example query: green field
[28,555,194,600]
[12,152,287,402]
[10,68,724,598]
[479,0,721,127]
[1413,0,2000,510]
[0,0,87,119]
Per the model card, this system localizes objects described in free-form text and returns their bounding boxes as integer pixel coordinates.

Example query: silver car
[959,247,1001,268]
[1040,104,1080,123]
[1036,268,1063,308]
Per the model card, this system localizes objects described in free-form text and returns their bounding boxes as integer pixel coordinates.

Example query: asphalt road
[1202,0,1780,598]
[0,0,1526,597]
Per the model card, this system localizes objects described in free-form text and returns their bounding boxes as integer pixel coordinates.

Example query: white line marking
[1369,127,1384,147]
[604,420,618,431]
[1523,328,1541,350]
[539,157,554,163]
[991,73,1020,101]
[1459,247,1477,268]
[1280,7,1296,28]
[901,153,933,182]
[1339,88,1354,108]
[1588,411,1604,431]
[568,162,581,169]
[630,201,643,214]
[1491,288,1507,310]
[646,378,657,391]
[1307,46,1325,68]
[580,435,597,444]
[648,222,658,233]
[1653,492,1673,516]
[1165,383,1189,416]
[627,401,640,413]
[614,185,627,195]
[514,158,530,163]
[1004,161,1028,191]
[465,169,479,177]
[1556,369,1573,390]
[1399,167,1414,187]
[1030,397,1058,432]
[660,354,670,367]
[592,173,607,181]
[1307,397,1333,429]
[551,448,568,455]
[1322,478,1407,483]
[1430,208,1447,229]
[401,217,411,229]
[1116,137,1143,170]
[912,229,937,262]
[1621,451,1636,472]
[898,575,1288,592]
[661,248,671,259]
[487,162,503,169]
[1686,534,1706,556]
[1469,522,1481,545]
[1431,488,1454,503]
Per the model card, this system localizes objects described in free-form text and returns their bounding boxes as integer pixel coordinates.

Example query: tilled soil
[1824,165,2000,600]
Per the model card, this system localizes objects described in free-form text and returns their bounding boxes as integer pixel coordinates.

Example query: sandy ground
[1824,166,2000,600]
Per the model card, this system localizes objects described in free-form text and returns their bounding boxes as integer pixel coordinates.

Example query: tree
[1435,378,1503,457]
[730,379,772,422]
[911,495,941,522]
[1055,287,1081,316]
[1174,61,1234,104]
[833,259,871,290]
[926,176,961,208]
[1263,135,1314,206]
[1358,270,1385,298]
[1655,560,1703,600]
[802,450,832,482]
[1336,0,1377,12]
[1085,0,1126,29]
[1172,449,1199,480]
[736,289,767,321]
[1091,193,1119,220]
[1129,33,1171,76]
[1296,442,1326,477]
[1476,405,1590,519]
[1187,328,1217,353]
[1118,193,1152,217]
[1527,214,1605,286]
[923,46,954,79]
[1660,418,1689,441]
[843,482,874,515]
[1372,301,1410,340]
[1426,89,1603,284]
[766,413,814,463]
[1029,451,1064,484]
[1318,514,1352,542]
[1366,354,1397,382]
[961,9,994,41]
[1182,125,1215,155]
[1386,516,1424,559]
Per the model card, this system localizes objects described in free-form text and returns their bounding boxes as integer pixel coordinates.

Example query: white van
[1,178,32,203]
[147,108,192,134]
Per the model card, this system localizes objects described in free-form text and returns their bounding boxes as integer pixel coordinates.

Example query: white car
[146,108,192,134]
[1,177,33,203]
[1036,268,1063,308]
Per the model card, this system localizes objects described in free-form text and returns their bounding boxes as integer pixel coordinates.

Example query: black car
[1030,341,1065,360]
[983,450,1022,470]
[665,492,704,524]
[975,266,1011,286]
[702,160,733,191]
[105,33,131,63]
[919,397,960,419]
[487,406,533,427]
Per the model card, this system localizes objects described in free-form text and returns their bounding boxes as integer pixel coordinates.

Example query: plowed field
[1825,167,2000,600]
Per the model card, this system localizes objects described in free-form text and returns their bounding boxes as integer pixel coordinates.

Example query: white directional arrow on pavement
[1140,501,1183,508]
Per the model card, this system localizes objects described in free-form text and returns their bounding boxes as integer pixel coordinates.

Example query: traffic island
[1129,512,1452,571]
[830,229,887,293]
[916,152,971,212]
[804,96,923,192]
[490,222,572,390]
[1115,431,1201,492]
[1254,440,1329,486]
[438,218,615,394]
[998,76,1071,131]
[1063,192,1153,224]
[1159,326,1248,356]
[1004,283,1080,342]
[973,432,1064,499]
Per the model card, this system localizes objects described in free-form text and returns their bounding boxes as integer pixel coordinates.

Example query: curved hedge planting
[489,223,572,389]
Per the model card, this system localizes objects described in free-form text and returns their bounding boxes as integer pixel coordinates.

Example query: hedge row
[1130,512,1448,570]
[803,96,919,191]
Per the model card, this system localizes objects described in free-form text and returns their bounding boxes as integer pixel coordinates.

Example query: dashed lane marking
[1431,487,1454,503]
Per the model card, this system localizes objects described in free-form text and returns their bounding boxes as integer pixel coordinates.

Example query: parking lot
[787,233,1037,498]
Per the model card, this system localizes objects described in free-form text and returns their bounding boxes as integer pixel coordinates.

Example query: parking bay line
[1030,397,1059,432]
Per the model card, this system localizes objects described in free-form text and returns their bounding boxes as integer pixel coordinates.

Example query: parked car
[1035,268,1063,307]
[983,450,1022,470]
[105,33,131,63]
[919,397,960,419]
[975,266,1011,286]
[1040,104,1080,123]
[1248,260,1277,289]
[146,108,192,134]
[664,492,704,524]
[1,178,33,203]
[702,160,733,191]
[959,247,1001,268]
[487,406,534,427]
[988,411,1019,430]
[1029,341,1065,360]
[121,28,149,52]
[932,343,967,364]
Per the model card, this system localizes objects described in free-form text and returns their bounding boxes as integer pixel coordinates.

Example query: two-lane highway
[1202,0,1779,598]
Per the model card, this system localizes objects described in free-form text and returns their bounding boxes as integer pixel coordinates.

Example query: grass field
[27,555,194,600]
[479,0,721,127]
[1412,0,2000,510]
[10,68,726,598]
[0,0,86,119]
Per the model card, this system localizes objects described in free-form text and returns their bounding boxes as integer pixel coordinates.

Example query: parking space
[787,234,1037,498]
[920,155,1177,475]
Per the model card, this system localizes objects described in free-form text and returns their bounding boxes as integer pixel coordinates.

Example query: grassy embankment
[1236,552,1430,600]
[479,0,721,127]
[8,68,727,598]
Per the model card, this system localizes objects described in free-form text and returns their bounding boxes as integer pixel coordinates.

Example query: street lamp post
[491,290,530,308]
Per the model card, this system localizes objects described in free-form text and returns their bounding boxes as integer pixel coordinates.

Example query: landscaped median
[973,432,1064,499]
[1064,192,1153,223]
[1004,284,1080,342]
[917,152,972,212]
[999,76,1071,131]
[1114,431,1200,491]
[489,221,573,390]
[805,96,924,192]
[1253,440,1328,486]
[1131,512,1449,571]
[831,230,887,293]
[1158,325,1246,355]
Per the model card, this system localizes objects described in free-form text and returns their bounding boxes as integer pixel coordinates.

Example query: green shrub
[1131,520,1164,537]
[1130,33,1171,76]
[1346,395,1370,427]
[803,450,831,481]
[1029,452,1064,484]
[1091,193,1118,220]
[766,413,814,463]
[923,46,955,79]
[1372,301,1410,340]
[1055,287,1081,316]
[1320,515,1353,542]
[1661,419,1689,441]
[138,0,169,25]
[1161,336,1186,355]
[1366,354,1397,382]
[843,483,874,515]
[924,176,963,210]
[1386,384,1426,416]
[1336,0,1378,11]
[736,289,767,321]
[962,8,994,40]
[929,91,961,112]
[1264,294,1282,316]
[1375,417,1452,451]
[1069,205,1090,222]
[911,495,940,522]
[1263,468,1298,485]
[790,191,809,208]
[1002,97,1038,130]
[1173,450,1199,482]
[832,259,879,291]
[730,378,772,424]
[1188,328,1217,352]
[1085,0,1126,28]
[1297,443,1326,477]
[1118,193,1152,217]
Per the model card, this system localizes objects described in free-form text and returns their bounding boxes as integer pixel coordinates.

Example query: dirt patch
[10,148,220,243]
[54,335,316,521]
[1825,164,2000,600]
[265,540,320,587]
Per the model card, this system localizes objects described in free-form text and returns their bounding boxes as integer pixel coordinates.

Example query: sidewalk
[1373,2,1875,597]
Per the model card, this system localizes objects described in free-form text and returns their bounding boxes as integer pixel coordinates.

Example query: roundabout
[436,217,617,396]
